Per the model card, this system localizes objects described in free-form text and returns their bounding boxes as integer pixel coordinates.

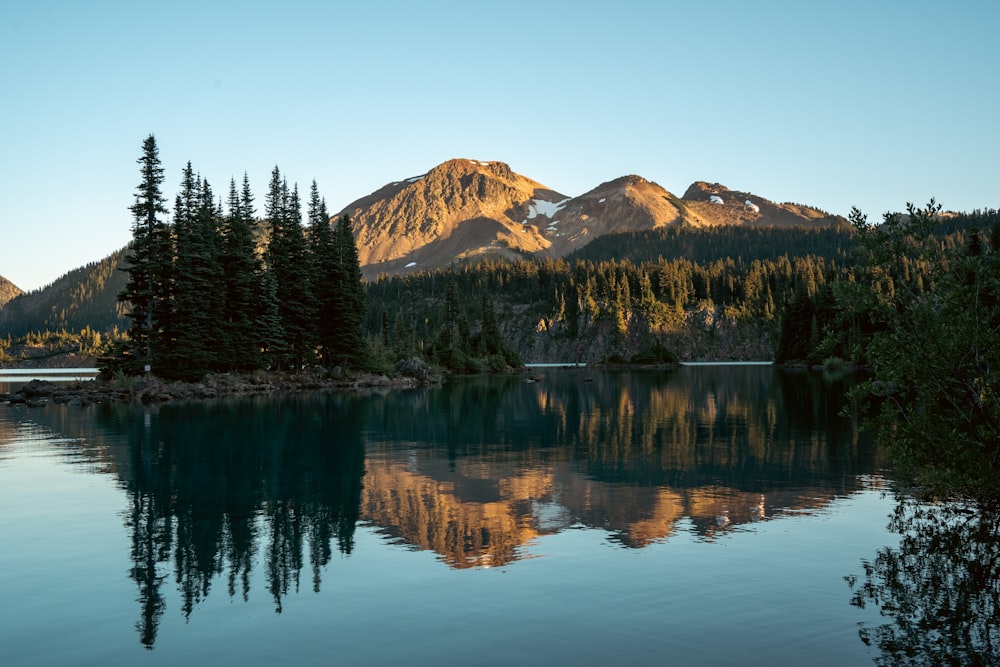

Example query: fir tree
[167,166,224,379]
[221,175,265,371]
[307,181,339,368]
[266,168,316,369]
[118,134,170,374]
[329,214,370,370]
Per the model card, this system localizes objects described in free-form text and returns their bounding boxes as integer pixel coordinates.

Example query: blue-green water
[0,366,993,665]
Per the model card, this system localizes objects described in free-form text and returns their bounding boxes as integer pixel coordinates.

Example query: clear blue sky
[2,1,997,292]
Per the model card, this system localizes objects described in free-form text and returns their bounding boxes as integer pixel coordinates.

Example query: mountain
[340,160,843,278]
[0,250,128,337]
[0,275,22,308]
[339,159,566,278]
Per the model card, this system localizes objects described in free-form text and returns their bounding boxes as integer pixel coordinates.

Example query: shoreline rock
[1,370,440,408]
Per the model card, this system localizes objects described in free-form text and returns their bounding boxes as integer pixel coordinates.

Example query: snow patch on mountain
[526,198,571,220]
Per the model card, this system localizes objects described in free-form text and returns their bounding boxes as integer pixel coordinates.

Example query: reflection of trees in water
[101,395,365,648]
[24,368,886,645]
[848,498,1000,666]
[360,367,886,562]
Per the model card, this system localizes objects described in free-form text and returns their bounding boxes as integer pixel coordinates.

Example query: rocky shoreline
[2,363,441,408]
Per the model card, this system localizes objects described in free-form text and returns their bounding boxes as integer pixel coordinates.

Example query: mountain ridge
[337,159,845,278]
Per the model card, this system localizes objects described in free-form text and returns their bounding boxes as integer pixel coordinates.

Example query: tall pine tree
[330,214,370,370]
[220,175,265,371]
[307,181,339,368]
[167,166,225,379]
[266,168,316,370]
[119,134,171,374]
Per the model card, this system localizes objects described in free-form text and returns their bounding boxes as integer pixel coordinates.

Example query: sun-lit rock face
[0,275,23,309]
[340,159,566,278]
[341,161,844,279]
[682,181,842,227]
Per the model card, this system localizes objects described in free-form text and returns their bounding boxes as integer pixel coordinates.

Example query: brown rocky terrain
[681,181,844,227]
[340,159,566,278]
[340,160,844,279]
[0,275,22,308]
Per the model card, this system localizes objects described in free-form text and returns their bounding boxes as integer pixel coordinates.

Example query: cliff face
[342,161,844,279]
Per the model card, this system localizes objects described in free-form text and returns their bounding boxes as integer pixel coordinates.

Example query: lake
[0,365,994,666]
[0,367,100,395]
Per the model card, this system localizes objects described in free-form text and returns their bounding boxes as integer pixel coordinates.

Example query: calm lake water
[0,366,994,666]
[0,368,100,395]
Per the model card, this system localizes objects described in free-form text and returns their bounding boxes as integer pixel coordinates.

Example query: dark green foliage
[308,181,339,367]
[629,339,679,365]
[366,248,836,366]
[328,215,371,370]
[0,250,129,337]
[779,202,1000,500]
[568,223,858,266]
[118,134,172,374]
[852,203,1000,500]
[265,170,316,370]
[162,165,227,380]
[219,176,266,371]
[430,278,473,371]
[98,139,371,380]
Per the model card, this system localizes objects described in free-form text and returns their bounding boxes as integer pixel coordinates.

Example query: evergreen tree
[433,276,471,370]
[329,215,370,370]
[307,181,339,368]
[477,292,502,356]
[166,167,225,379]
[266,169,316,369]
[221,175,265,371]
[118,134,171,374]
[256,255,285,365]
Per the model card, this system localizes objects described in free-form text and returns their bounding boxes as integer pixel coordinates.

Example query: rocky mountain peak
[338,159,568,278]
[335,162,846,278]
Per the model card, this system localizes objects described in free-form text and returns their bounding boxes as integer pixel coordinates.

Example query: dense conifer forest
[104,135,374,380]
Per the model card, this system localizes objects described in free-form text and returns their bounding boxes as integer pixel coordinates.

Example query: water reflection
[848,498,1000,666]
[359,367,883,562]
[13,366,885,648]
[92,396,365,648]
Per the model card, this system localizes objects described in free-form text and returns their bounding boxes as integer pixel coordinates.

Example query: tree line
[366,251,838,364]
[107,135,369,380]
[774,202,1000,500]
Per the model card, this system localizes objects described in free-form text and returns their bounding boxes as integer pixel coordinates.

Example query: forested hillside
[367,211,999,364]
[0,250,128,337]
[774,209,1000,366]
[4,211,996,366]
[367,248,838,363]
[566,223,857,265]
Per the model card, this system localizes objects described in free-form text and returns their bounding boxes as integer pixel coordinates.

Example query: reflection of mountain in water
[360,366,885,564]
[17,366,886,644]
